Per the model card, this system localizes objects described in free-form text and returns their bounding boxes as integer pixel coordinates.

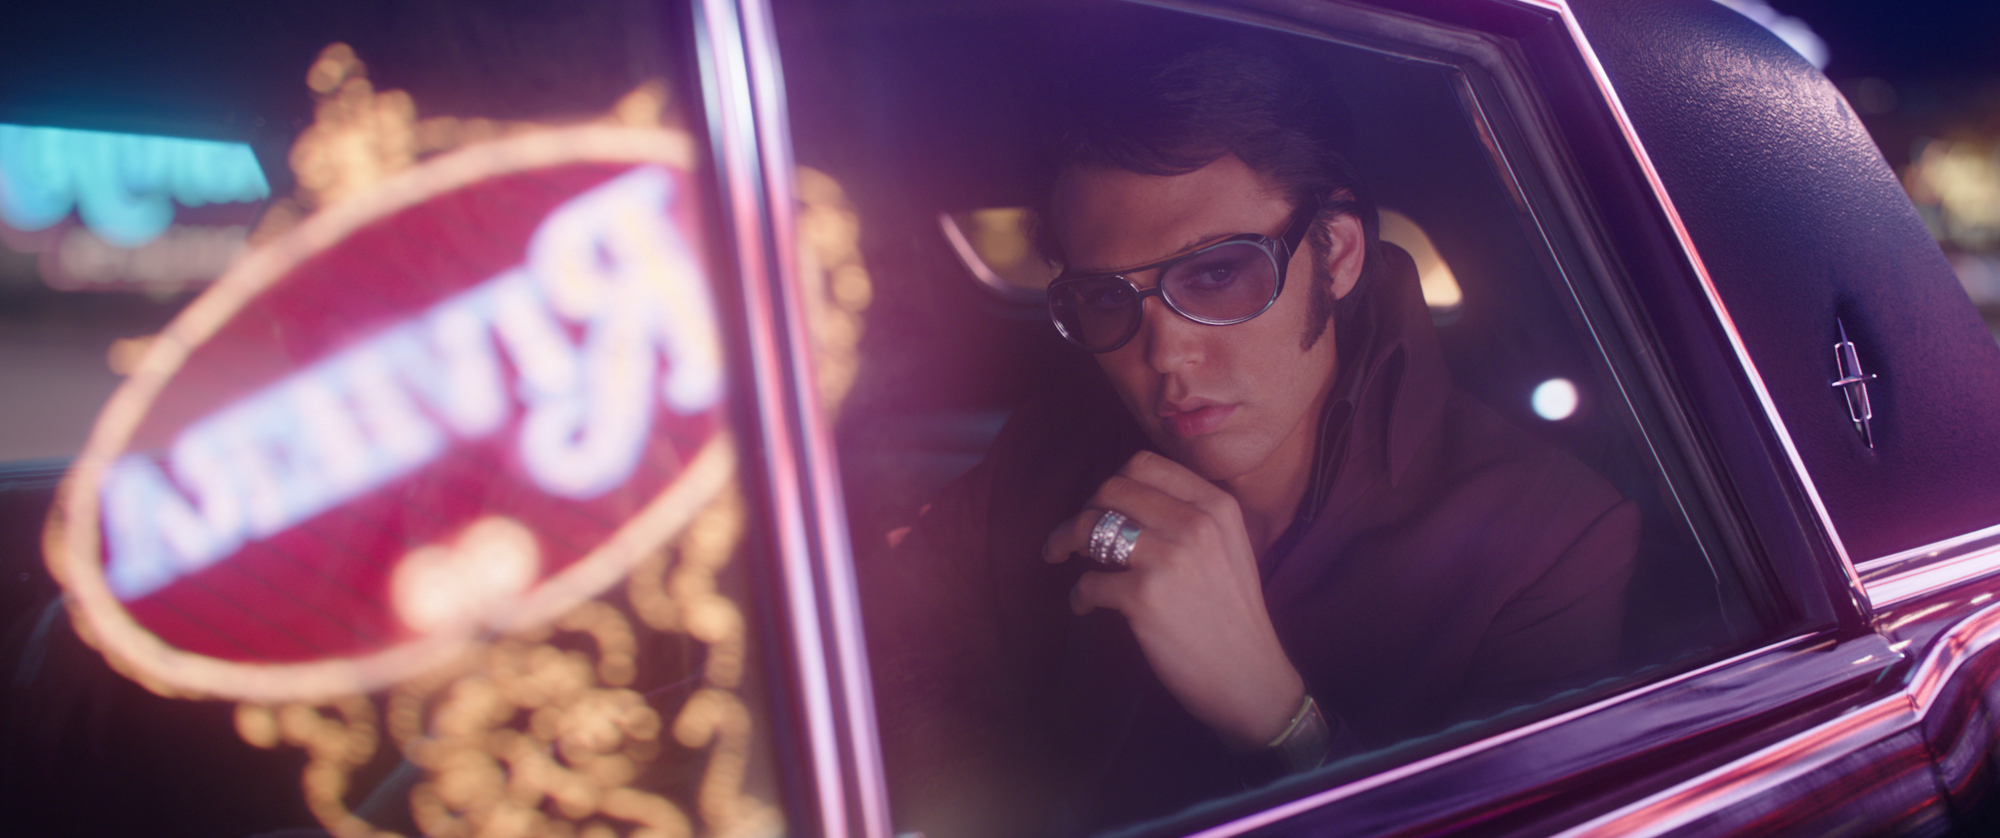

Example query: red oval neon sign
[47,127,733,701]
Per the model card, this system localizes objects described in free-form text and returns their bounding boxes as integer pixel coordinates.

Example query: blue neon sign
[0,123,270,248]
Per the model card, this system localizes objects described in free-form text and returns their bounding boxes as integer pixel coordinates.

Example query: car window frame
[1076,0,1909,832]
[740,0,1922,833]
[698,0,894,835]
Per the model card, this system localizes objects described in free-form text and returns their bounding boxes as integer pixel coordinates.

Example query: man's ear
[1323,213,1367,301]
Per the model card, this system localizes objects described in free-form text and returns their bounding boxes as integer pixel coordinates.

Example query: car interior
[778,0,1777,825]
[785,1,1763,664]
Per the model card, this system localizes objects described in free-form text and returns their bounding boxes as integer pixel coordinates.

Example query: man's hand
[1044,451,1304,752]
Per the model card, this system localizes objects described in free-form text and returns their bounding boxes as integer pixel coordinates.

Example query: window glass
[1,4,791,837]
[779,1,1777,834]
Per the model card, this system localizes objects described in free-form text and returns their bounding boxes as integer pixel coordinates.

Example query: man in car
[860,33,1639,837]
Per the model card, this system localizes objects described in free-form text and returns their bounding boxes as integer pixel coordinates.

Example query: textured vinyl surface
[1570,0,2000,564]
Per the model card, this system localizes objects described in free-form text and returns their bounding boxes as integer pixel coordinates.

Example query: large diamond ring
[1087,510,1142,570]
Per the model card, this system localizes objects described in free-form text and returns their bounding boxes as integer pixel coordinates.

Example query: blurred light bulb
[1532,378,1578,421]
[1378,209,1462,314]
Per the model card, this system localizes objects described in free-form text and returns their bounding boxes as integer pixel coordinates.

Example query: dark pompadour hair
[1033,32,1381,350]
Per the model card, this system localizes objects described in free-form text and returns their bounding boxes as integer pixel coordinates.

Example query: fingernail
[1069,584,1085,615]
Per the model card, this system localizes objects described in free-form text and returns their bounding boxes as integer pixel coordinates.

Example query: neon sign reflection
[0,123,270,247]
[101,166,721,601]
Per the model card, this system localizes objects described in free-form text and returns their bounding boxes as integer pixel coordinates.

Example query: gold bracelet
[1267,693,1317,749]
[1267,693,1332,773]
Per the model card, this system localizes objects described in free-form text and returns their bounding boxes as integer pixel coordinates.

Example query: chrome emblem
[1831,319,1879,449]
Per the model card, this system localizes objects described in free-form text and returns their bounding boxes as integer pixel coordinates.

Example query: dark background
[1765,0,2000,337]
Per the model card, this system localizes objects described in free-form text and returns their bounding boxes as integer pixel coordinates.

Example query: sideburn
[1299,214,1343,351]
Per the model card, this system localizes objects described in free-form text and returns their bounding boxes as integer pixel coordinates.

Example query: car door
[771,0,2000,834]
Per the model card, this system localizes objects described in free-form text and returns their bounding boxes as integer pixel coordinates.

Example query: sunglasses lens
[1159,241,1279,323]
[1049,241,1283,351]
[1052,277,1141,350]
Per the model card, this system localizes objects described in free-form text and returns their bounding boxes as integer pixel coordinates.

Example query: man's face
[1050,155,1360,486]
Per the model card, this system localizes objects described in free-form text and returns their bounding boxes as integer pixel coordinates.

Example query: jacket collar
[1296,242,1451,526]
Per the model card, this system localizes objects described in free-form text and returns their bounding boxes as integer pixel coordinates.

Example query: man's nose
[1137,295,1203,373]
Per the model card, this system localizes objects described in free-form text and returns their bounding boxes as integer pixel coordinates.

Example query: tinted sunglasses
[1047,198,1320,352]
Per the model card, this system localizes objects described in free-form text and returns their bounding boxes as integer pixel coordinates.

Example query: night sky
[1749,0,2000,169]
[1770,0,2000,82]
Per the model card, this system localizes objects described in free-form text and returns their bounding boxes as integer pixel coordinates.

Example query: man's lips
[1159,401,1237,437]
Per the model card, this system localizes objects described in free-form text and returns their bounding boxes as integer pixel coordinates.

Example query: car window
[1,3,798,837]
[777,1,1788,834]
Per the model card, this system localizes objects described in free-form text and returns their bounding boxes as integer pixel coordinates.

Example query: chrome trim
[736,0,895,834]
[1861,522,2000,574]
[1867,541,2000,608]
[694,1,852,835]
[1906,600,2000,711]
[1195,595,2000,838]
[1830,320,1879,449]
[1858,521,2000,607]
[1184,634,1820,838]
[1551,693,1915,838]
[1497,0,1865,599]
[1559,600,2000,837]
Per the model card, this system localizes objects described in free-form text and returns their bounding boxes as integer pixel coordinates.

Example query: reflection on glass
[797,166,874,417]
[16,17,786,838]
[940,207,1057,302]
[816,9,1769,837]
[1532,377,1580,421]
[0,123,269,247]
[1379,208,1462,316]
[0,124,267,293]
[54,224,248,289]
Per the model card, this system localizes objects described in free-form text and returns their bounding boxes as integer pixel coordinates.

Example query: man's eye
[1172,260,1243,294]
[1188,265,1238,288]
[1079,283,1133,309]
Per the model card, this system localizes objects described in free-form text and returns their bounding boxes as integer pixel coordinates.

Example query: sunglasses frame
[1047,198,1321,352]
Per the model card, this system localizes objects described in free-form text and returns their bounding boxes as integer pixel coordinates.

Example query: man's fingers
[1045,505,1147,564]
[1071,568,1137,615]
[1120,450,1230,506]
[1043,510,1101,564]
[1043,453,1227,567]
[1088,473,1197,531]
[1044,478,1179,561]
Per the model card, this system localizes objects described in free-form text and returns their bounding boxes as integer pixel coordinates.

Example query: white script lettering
[101,166,721,601]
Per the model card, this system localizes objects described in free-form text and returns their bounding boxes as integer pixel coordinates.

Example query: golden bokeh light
[970,208,1036,283]
[1378,208,1464,314]
[938,207,1057,300]
[237,697,392,838]
[106,335,155,376]
[1906,137,2000,251]
[233,486,778,838]
[217,42,781,838]
[796,167,874,417]
[255,43,680,245]
[392,517,543,635]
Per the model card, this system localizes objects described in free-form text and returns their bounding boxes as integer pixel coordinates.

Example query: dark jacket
[862,246,1639,836]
